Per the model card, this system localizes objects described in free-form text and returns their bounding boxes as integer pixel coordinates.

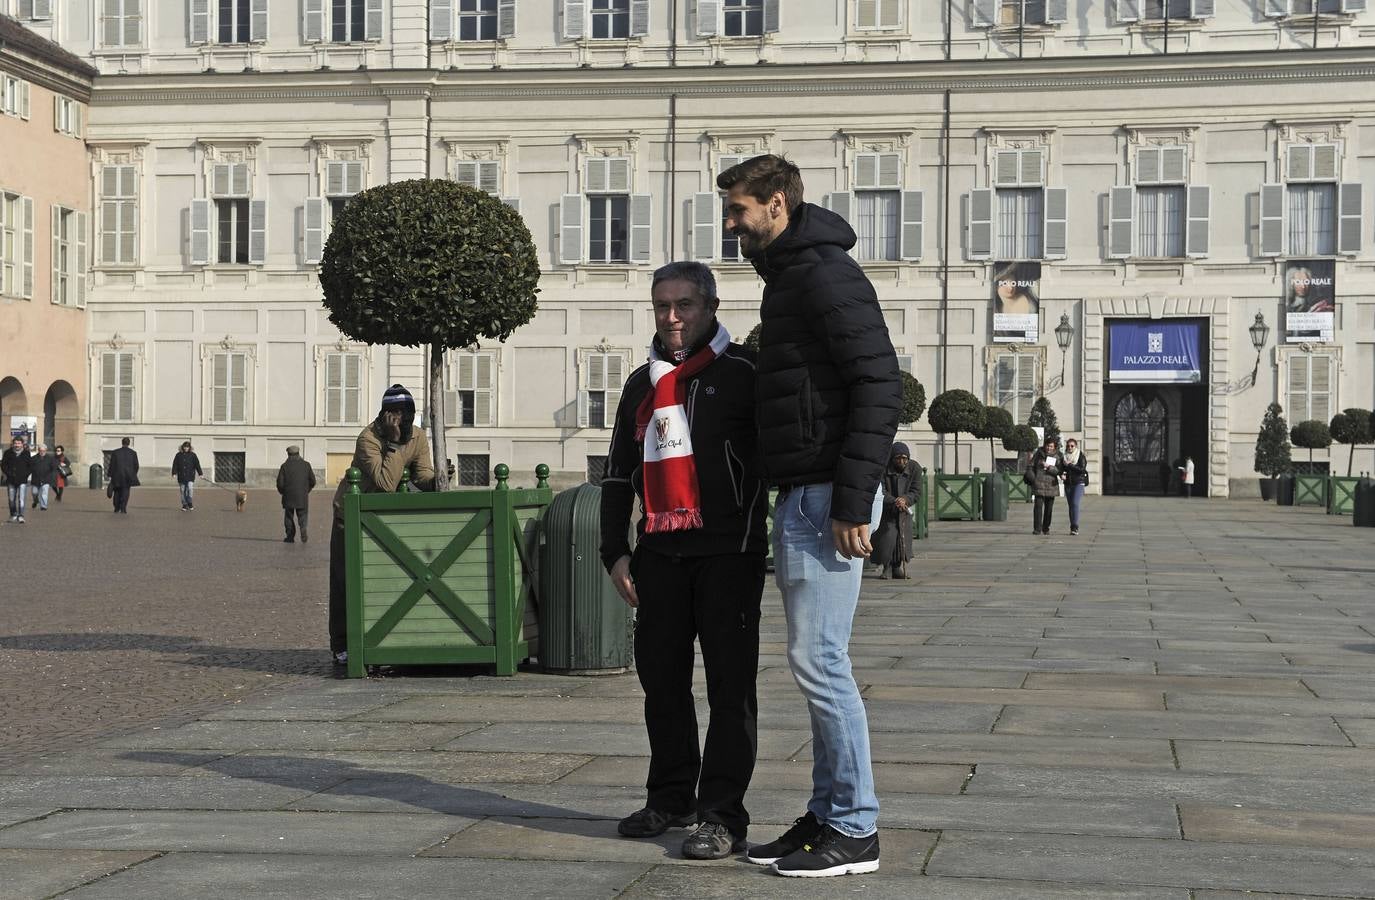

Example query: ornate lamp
[1053,313,1075,384]
[1248,312,1270,386]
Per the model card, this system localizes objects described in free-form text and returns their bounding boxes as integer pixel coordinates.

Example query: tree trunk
[953,432,960,474]
[430,341,450,492]
[1349,443,1355,477]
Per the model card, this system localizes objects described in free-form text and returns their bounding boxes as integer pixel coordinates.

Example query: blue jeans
[179,481,194,508]
[1066,483,1085,530]
[30,483,49,510]
[6,484,26,518]
[772,482,882,838]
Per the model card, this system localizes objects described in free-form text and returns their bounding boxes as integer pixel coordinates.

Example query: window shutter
[697,0,720,35]
[630,194,652,264]
[578,352,599,427]
[1108,186,1135,259]
[345,161,365,195]
[325,354,342,423]
[1341,0,1366,11]
[478,161,499,194]
[1264,0,1289,16]
[1286,145,1313,181]
[190,198,212,265]
[825,191,853,224]
[125,0,144,45]
[563,0,585,38]
[232,163,251,196]
[1311,357,1331,423]
[1136,148,1160,184]
[1258,183,1284,257]
[763,0,780,31]
[1185,185,1210,258]
[250,0,269,41]
[19,81,30,120]
[1338,183,1362,256]
[442,385,459,425]
[854,153,878,190]
[1312,144,1338,181]
[212,353,228,422]
[968,188,993,260]
[857,0,876,26]
[1045,0,1068,22]
[248,199,267,264]
[1043,187,1068,259]
[608,158,631,193]
[455,161,478,188]
[326,161,347,195]
[51,206,61,304]
[877,153,901,189]
[1020,149,1044,186]
[32,0,52,18]
[994,151,1020,187]
[232,353,247,422]
[691,192,719,261]
[76,211,87,307]
[585,158,608,192]
[498,0,517,37]
[304,0,324,40]
[560,194,585,265]
[972,0,997,26]
[365,0,384,39]
[1189,0,1214,15]
[1286,356,1305,423]
[212,164,231,197]
[102,352,118,422]
[74,104,83,138]
[432,0,453,40]
[1160,147,1187,183]
[630,0,650,35]
[475,354,494,426]
[120,198,137,264]
[21,196,34,299]
[53,94,62,133]
[899,190,923,261]
[1117,0,1140,21]
[604,354,624,420]
[105,0,124,45]
[304,197,326,264]
[344,354,361,423]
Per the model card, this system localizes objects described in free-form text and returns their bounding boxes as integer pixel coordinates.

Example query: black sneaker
[745,812,822,866]
[681,821,745,860]
[617,806,695,838]
[772,824,879,877]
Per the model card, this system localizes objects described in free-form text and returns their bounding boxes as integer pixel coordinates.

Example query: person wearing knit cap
[869,442,920,580]
[328,383,435,668]
[277,445,316,544]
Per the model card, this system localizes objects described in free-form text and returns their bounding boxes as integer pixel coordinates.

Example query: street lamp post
[1054,312,1075,386]
[1249,312,1271,387]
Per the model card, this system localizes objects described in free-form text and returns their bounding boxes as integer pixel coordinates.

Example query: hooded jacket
[748,202,902,524]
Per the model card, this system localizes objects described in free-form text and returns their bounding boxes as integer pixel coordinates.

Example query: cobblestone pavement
[0,485,333,765]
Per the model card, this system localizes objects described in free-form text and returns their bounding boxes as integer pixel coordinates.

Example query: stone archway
[0,376,28,441]
[43,380,80,452]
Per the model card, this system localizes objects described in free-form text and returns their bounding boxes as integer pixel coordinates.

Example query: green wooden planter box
[1327,476,1359,516]
[343,463,552,678]
[1293,473,1328,507]
[1005,471,1032,503]
[935,471,982,521]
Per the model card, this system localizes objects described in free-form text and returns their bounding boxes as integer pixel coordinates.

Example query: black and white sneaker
[771,825,879,877]
[745,811,822,866]
[680,821,745,860]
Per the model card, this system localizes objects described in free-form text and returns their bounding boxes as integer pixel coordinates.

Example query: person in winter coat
[276,446,316,543]
[1061,437,1089,536]
[328,384,435,668]
[53,445,73,501]
[171,441,204,511]
[2,437,31,523]
[599,261,768,862]
[27,444,57,511]
[719,153,900,878]
[1178,455,1196,497]
[1028,436,1065,535]
[106,437,140,514]
[870,442,921,579]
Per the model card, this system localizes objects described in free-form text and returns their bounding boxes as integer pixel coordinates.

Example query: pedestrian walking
[1028,436,1065,535]
[719,154,901,877]
[28,444,57,512]
[276,446,316,544]
[2,437,31,523]
[171,441,203,511]
[1179,455,1196,497]
[870,442,920,580]
[328,384,435,669]
[600,261,768,861]
[106,437,140,514]
[1061,437,1089,536]
[53,445,72,502]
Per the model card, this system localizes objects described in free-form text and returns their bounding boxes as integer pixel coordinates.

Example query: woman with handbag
[53,445,73,502]
[1027,436,1065,536]
[1061,437,1089,536]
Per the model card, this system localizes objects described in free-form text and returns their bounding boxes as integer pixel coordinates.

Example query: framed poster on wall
[992,261,1040,344]
[1284,260,1335,343]
[1108,321,1203,384]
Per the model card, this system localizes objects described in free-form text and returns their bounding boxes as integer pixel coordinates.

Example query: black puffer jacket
[749,202,901,524]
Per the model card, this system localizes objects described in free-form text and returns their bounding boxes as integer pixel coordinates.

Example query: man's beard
[735,226,769,259]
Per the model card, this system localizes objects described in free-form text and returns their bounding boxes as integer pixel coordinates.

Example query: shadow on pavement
[0,632,328,676]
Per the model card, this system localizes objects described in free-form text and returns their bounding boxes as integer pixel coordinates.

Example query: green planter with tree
[1253,402,1292,501]
[1327,409,1370,516]
[975,405,1014,518]
[1291,420,1332,507]
[1003,423,1039,503]
[928,389,986,520]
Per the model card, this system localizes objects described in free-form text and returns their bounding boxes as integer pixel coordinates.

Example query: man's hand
[832,520,872,560]
[381,409,402,443]
[893,497,908,512]
[610,555,639,608]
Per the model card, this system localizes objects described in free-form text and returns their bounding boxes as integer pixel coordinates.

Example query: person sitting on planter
[870,442,920,579]
[1061,437,1089,536]
[328,384,435,669]
[1028,436,1065,536]
[599,260,768,862]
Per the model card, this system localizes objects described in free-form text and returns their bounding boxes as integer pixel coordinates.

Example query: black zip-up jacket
[172,450,203,484]
[749,202,902,524]
[1,448,32,485]
[599,337,768,572]
[28,452,57,486]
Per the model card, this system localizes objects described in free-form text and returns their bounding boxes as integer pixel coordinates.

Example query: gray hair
[37,443,47,451]
[652,261,717,303]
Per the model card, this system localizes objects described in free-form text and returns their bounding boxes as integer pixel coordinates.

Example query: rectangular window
[720,204,744,261]
[323,351,362,425]
[325,159,364,225]
[454,159,500,194]
[579,351,626,429]
[212,451,247,484]
[459,0,499,38]
[2,74,30,119]
[457,454,491,486]
[999,0,1048,25]
[996,188,1043,259]
[216,199,250,264]
[103,0,143,46]
[54,96,82,137]
[855,191,899,261]
[1136,186,1185,258]
[856,0,901,28]
[1287,354,1333,424]
[211,351,249,424]
[332,0,366,40]
[219,0,252,42]
[1287,183,1336,257]
[591,0,630,37]
[724,0,763,35]
[1,192,22,297]
[101,166,139,265]
[1142,0,1191,16]
[101,351,136,423]
[53,207,77,306]
[994,353,1038,423]
[445,352,495,427]
[1292,0,1341,12]
[588,195,629,263]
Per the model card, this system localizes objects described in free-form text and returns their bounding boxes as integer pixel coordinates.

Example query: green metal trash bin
[1354,477,1375,528]
[538,483,634,674]
[1276,474,1295,506]
[981,471,1009,521]
[88,463,103,490]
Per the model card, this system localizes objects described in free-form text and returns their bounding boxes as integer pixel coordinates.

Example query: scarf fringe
[644,508,704,533]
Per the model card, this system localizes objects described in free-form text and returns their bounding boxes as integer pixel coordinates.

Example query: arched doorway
[1109,390,1169,495]
[0,376,28,443]
[43,380,80,451]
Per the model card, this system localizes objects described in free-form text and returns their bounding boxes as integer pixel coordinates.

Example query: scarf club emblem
[655,416,671,444]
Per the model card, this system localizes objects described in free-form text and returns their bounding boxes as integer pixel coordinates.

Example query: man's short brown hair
[716,154,804,213]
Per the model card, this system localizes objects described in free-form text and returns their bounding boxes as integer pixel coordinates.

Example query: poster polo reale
[992,261,1040,344]
[1284,260,1335,343]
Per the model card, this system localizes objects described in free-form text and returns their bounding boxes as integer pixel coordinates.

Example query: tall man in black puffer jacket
[718,155,902,878]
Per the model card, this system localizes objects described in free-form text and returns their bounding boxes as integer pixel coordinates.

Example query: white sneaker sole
[745,854,781,866]
[772,859,880,877]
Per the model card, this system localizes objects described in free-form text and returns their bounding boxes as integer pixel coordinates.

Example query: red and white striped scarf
[634,323,732,533]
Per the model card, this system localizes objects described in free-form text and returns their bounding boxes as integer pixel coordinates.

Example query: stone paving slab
[1173,742,1375,776]
[1023,672,1312,696]
[993,706,1350,744]
[622,870,1190,900]
[0,807,56,828]
[348,695,648,724]
[0,749,230,777]
[893,656,1158,674]
[556,756,972,795]
[1163,691,1375,718]
[0,849,158,900]
[1180,804,1375,850]
[99,720,480,752]
[0,774,324,811]
[438,721,811,760]
[868,732,1174,769]
[863,684,1166,711]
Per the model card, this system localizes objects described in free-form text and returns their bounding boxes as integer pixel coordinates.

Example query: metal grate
[586,455,608,486]
[456,454,490,487]
[213,451,246,484]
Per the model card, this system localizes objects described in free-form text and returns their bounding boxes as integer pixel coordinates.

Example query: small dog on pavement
[234,488,248,512]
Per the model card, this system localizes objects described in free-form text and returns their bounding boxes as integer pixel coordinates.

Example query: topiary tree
[1290,420,1332,468]
[1253,402,1292,479]
[899,371,927,426]
[975,405,1014,469]
[1330,408,1373,476]
[320,179,540,490]
[742,323,761,352]
[1026,396,1061,446]
[1003,423,1040,467]
[927,389,985,475]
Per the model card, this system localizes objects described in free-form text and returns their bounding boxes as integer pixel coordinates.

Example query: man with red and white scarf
[600,260,768,862]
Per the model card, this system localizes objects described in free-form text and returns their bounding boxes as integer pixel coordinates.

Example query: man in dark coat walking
[171,441,203,511]
[870,443,920,579]
[276,446,316,543]
[106,437,140,514]
[2,437,32,523]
